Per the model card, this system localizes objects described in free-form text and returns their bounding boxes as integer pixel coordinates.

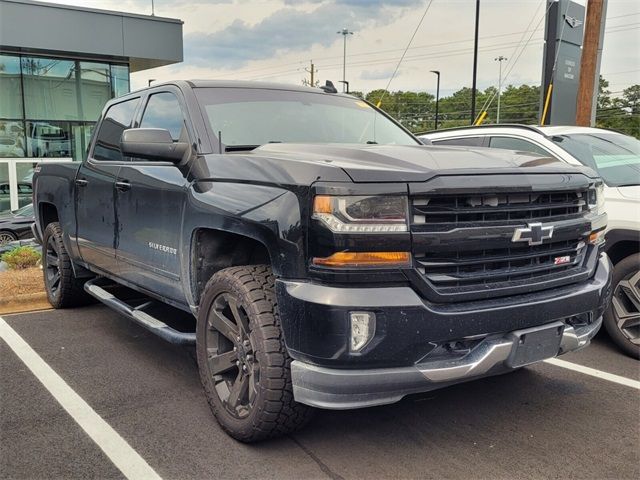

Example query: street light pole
[470,0,480,124]
[495,55,507,123]
[337,28,353,92]
[430,70,440,130]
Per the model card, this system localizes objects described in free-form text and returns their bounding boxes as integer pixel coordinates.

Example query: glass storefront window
[80,62,112,121]
[25,121,72,158]
[0,55,23,119]
[110,65,130,99]
[0,162,8,213]
[0,120,26,158]
[22,57,79,120]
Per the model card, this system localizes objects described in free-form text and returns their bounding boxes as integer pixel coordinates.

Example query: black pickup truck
[32,80,612,442]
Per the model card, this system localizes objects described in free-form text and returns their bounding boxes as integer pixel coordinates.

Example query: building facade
[0,0,183,213]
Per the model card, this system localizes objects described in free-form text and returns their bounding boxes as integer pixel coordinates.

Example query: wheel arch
[189,228,275,307]
[605,229,640,265]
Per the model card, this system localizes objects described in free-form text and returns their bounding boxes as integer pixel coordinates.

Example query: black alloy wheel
[45,233,62,297]
[197,265,313,442]
[205,291,259,419]
[41,222,93,308]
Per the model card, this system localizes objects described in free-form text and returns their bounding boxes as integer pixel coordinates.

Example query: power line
[377,0,435,106]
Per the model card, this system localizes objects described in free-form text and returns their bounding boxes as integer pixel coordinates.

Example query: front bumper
[291,317,601,409]
[277,253,612,409]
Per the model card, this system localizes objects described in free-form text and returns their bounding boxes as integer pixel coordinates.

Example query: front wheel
[604,253,640,359]
[196,265,313,442]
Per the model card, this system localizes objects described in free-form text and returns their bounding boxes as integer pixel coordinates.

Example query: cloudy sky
[46,0,639,97]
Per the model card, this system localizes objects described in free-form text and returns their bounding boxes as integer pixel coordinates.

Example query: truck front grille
[415,239,587,292]
[410,188,594,301]
[413,190,588,229]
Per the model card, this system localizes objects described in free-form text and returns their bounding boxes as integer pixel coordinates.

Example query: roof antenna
[320,80,338,94]
[218,131,222,154]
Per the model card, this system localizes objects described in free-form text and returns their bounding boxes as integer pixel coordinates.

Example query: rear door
[114,90,191,302]
[76,97,140,273]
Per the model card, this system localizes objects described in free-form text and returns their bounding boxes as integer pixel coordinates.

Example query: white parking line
[0,316,162,480]
[544,357,640,390]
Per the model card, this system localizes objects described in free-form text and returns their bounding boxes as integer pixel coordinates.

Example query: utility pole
[304,60,318,87]
[470,0,480,124]
[337,28,353,92]
[495,56,507,123]
[430,70,440,130]
[576,0,606,126]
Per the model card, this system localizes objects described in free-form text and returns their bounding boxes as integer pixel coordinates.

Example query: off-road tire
[604,254,640,359]
[42,222,92,308]
[197,265,314,442]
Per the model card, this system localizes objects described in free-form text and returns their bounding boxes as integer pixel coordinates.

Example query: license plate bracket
[506,321,564,368]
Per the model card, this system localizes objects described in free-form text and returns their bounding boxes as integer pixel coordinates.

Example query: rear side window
[432,137,484,147]
[488,136,549,156]
[140,92,185,141]
[92,98,139,161]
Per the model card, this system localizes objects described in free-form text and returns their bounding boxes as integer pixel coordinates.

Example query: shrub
[1,246,41,270]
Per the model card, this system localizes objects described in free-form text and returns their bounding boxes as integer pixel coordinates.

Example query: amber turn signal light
[313,195,333,214]
[312,251,411,268]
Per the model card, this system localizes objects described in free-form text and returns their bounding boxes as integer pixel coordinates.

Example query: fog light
[350,312,376,352]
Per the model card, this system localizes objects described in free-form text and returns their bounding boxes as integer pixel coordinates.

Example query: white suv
[420,125,640,358]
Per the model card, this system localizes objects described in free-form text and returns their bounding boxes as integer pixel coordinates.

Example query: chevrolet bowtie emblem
[512,222,554,246]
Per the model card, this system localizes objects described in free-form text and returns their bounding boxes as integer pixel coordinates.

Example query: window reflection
[80,62,112,121]
[26,121,72,158]
[111,65,130,99]
[0,55,23,119]
[0,120,25,158]
[22,58,79,120]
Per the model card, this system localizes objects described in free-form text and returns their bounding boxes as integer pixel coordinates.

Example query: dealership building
[0,0,183,213]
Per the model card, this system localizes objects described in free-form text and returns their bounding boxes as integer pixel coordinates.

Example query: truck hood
[252,143,596,182]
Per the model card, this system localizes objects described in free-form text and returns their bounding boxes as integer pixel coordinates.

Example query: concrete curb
[0,292,51,315]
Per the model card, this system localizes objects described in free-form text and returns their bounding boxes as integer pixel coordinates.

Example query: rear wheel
[42,222,92,308]
[604,253,640,359]
[0,230,17,246]
[197,265,313,442]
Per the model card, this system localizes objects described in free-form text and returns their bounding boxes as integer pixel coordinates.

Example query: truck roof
[130,79,347,96]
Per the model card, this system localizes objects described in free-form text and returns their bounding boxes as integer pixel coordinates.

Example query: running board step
[84,278,196,345]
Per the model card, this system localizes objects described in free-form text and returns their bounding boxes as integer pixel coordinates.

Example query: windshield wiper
[366,140,378,144]
[616,183,640,187]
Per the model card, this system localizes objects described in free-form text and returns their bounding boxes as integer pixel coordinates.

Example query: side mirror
[120,128,189,163]
[419,137,432,145]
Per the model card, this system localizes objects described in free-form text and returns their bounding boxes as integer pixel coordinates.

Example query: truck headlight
[312,195,408,233]
[587,183,605,213]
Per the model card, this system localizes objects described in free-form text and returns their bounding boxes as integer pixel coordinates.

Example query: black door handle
[75,178,88,187]
[115,180,131,192]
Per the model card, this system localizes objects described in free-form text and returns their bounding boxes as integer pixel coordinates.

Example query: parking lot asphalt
[1,305,639,480]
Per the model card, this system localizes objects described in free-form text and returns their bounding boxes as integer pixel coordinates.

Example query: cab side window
[92,98,139,162]
[488,136,549,156]
[140,92,186,141]
[432,137,484,147]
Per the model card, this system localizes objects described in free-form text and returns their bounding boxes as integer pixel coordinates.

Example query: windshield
[194,87,419,149]
[551,132,640,187]
[14,203,33,216]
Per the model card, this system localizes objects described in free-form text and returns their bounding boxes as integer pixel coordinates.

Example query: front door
[76,97,140,274]
[115,91,190,302]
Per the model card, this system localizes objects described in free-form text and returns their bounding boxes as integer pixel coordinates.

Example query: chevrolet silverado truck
[32,80,612,442]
